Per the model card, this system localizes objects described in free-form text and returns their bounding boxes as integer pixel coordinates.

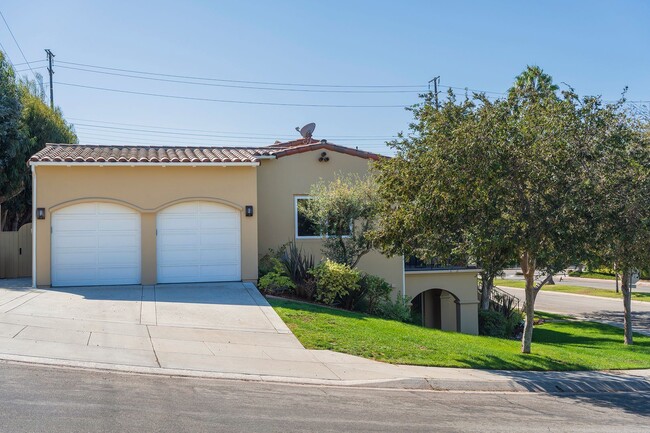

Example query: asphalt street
[501,269,650,293]
[499,286,650,335]
[0,362,648,433]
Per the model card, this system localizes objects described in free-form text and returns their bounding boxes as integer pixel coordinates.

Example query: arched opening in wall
[411,289,461,332]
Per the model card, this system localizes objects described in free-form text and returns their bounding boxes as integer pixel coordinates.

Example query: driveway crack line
[11,325,28,339]
[3,290,48,314]
[146,325,161,368]
[86,332,92,346]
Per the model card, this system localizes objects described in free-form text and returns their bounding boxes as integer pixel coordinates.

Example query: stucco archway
[411,288,461,332]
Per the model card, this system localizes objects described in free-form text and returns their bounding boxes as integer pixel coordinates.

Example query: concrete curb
[2,353,650,394]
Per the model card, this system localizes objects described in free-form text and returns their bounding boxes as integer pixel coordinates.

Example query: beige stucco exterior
[405,270,479,335]
[33,165,258,286]
[32,146,479,335]
[256,148,404,292]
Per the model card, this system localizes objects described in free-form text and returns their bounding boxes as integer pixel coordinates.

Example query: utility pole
[428,76,440,109]
[45,49,54,109]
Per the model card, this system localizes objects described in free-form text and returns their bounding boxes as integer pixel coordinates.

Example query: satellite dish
[295,123,316,139]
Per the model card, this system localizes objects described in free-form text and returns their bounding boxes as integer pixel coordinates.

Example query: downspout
[401,254,406,297]
[31,164,36,288]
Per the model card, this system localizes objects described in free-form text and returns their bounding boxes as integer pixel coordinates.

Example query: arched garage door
[51,202,141,287]
[156,201,241,283]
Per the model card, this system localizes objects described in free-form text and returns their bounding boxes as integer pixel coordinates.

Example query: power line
[73,122,397,141]
[13,59,45,66]
[56,81,411,108]
[57,65,426,94]
[56,60,424,89]
[0,10,38,81]
[67,117,396,139]
[76,131,391,149]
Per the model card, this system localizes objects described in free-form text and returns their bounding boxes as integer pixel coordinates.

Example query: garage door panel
[52,203,141,287]
[53,251,98,267]
[157,201,241,283]
[158,250,201,265]
[55,218,97,232]
[97,250,140,265]
[158,216,200,230]
[157,232,202,248]
[200,214,239,229]
[200,232,239,245]
[97,233,140,248]
[54,234,98,249]
[97,218,139,232]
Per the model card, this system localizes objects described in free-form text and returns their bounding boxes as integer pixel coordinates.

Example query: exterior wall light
[36,208,46,219]
[245,205,254,217]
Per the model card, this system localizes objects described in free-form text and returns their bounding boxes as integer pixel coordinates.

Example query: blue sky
[1,0,648,154]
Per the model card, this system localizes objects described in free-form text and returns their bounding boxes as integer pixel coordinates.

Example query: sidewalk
[1,279,649,393]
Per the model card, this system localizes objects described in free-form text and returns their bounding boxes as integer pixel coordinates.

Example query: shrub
[258,258,295,295]
[360,274,392,314]
[259,272,296,295]
[505,310,524,338]
[309,260,360,305]
[259,247,284,277]
[279,241,315,299]
[479,309,507,337]
[376,294,413,323]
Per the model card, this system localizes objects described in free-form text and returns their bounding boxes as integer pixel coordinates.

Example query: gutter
[28,161,260,167]
[31,164,36,288]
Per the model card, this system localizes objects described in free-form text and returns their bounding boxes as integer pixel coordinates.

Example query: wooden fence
[0,223,31,278]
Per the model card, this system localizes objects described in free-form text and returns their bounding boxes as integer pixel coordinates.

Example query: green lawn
[269,298,650,371]
[494,279,650,302]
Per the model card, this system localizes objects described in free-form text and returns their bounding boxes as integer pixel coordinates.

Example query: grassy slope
[269,298,650,371]
[494,279,650,302]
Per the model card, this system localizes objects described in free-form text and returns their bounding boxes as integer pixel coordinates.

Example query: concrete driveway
[0,279,339,379]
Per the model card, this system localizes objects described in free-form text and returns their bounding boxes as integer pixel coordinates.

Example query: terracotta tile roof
[29,140,382,164]
[29,144,278,164]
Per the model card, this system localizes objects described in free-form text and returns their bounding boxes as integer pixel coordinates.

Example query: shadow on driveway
[1,278,263,307]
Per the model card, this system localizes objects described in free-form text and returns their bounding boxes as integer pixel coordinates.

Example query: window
[294,196,352,239]
[295,196,320,238]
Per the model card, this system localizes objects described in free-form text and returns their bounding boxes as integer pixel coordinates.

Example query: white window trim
[294,195,352,240]
[295,195,321,239]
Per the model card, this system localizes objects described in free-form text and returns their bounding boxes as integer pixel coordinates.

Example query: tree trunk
[547,274,555,285]
[520,252,537,354]
[621,269,633,345]
[479,272,494,311]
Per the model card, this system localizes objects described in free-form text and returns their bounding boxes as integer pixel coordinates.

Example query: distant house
[28,138,479,334]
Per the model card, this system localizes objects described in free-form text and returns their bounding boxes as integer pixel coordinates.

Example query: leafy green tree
[302,174,378,268]
[0,52,24,207]
[374,66,618,353]
[589,116,650,344]
[0,52,77,230]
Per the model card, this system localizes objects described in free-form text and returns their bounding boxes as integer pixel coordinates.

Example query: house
[28,138,479,334]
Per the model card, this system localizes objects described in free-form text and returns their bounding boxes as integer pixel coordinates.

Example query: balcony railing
[404,256,478,272]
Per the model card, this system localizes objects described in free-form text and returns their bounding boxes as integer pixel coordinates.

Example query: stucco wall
[256,149,404,293]
[34,165,258,286]
[405,270,480,334]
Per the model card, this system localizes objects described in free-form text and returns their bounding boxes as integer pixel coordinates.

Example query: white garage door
[156,201,241,283]
[51,202,141,287]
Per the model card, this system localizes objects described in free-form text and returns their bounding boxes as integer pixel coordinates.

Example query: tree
[302,174,379,268]
[374,66,616,353]
[589,116,650,344]
[0,52,24,206]
[0,51,77,230]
